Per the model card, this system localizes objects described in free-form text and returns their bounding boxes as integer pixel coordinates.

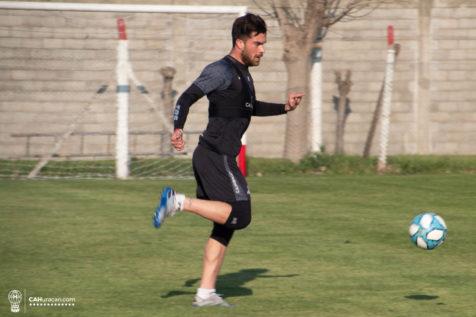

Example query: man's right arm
[173,84,205,130]
[171,60,232,151]
[173,60,231,130]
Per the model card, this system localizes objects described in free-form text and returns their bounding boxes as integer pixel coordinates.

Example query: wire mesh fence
[0,6,240,179]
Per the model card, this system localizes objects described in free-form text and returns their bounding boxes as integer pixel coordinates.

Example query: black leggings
[210,200,251,246]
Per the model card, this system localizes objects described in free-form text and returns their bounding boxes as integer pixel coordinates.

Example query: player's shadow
[161,268,298,299]
[405,294,439,300]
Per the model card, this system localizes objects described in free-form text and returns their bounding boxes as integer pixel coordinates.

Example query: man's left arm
[253,92,304,116]
[253,100,286,116]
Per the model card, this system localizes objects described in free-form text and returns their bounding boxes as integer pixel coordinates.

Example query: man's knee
[224,200,251,230]
[210,223,234,246]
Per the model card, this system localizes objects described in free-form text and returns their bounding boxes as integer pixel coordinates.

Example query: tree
[256,0,389,162]
[334,69,352,154]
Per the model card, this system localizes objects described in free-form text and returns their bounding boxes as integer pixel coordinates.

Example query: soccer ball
[408,212,448,250]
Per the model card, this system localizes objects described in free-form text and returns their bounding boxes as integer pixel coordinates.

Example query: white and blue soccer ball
[408,212,448,250]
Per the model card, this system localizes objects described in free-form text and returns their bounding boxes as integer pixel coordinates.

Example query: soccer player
[153,13,303,307]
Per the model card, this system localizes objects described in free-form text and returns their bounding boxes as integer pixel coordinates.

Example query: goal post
[0,2,247,179]
[0,2,248,15]
[116,17,130,179]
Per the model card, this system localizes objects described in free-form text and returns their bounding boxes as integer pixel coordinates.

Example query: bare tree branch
[273,0,300,43]
[327,6,355,26]
[253,0,278,19]
[329,0,342,18]
[283,2,303,28]
[303,0,326,47]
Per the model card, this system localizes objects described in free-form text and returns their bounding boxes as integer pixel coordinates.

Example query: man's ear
[235,38,245,50]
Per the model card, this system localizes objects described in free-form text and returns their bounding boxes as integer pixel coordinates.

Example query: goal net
[0,2,245,179]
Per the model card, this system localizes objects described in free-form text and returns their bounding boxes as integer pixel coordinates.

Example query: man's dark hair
[231,13,267,47]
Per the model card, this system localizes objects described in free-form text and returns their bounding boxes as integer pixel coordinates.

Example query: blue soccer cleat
[153,187,179,228]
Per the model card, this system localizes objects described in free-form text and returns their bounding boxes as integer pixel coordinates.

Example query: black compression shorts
[192,144,251,246]
[192,144,250,203]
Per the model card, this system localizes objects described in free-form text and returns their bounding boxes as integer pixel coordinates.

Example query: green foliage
[388,155,476,174]
[247,157,303,176]
[299,153,377,175]
[248,154,476,176]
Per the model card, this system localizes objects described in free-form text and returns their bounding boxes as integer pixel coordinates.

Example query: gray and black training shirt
[173,55,287,157]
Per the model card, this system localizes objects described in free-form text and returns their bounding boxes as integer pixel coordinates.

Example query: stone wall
[0,0,475,159]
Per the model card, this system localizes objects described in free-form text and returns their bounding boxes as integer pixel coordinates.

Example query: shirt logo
[173,104,181,121]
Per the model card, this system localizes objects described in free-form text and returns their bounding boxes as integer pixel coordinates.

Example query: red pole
[387,25,394,47]
[238,135,247,176]
[117,17,127,40]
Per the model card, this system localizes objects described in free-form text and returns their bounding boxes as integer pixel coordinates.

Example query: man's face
[241,32,266,67]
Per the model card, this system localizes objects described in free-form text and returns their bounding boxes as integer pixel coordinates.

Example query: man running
[153,13,303,307]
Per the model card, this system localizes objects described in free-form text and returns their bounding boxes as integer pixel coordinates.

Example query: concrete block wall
[0,8,243,158]
[0,0,475,159]
[320,0,476,156]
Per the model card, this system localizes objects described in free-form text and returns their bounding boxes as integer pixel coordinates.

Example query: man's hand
[171,128,185,151]
[285,92,304,112]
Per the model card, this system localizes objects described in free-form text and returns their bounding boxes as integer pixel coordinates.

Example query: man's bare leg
[199,238,227,289]
[183,199,229,297]
[153,188,233,306]
[182,197,232,225]
[192,238,233,307]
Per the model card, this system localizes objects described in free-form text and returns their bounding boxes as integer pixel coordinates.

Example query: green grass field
[1,175,475,317]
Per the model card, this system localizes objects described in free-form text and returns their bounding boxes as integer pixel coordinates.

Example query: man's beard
[241,49,260,67]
